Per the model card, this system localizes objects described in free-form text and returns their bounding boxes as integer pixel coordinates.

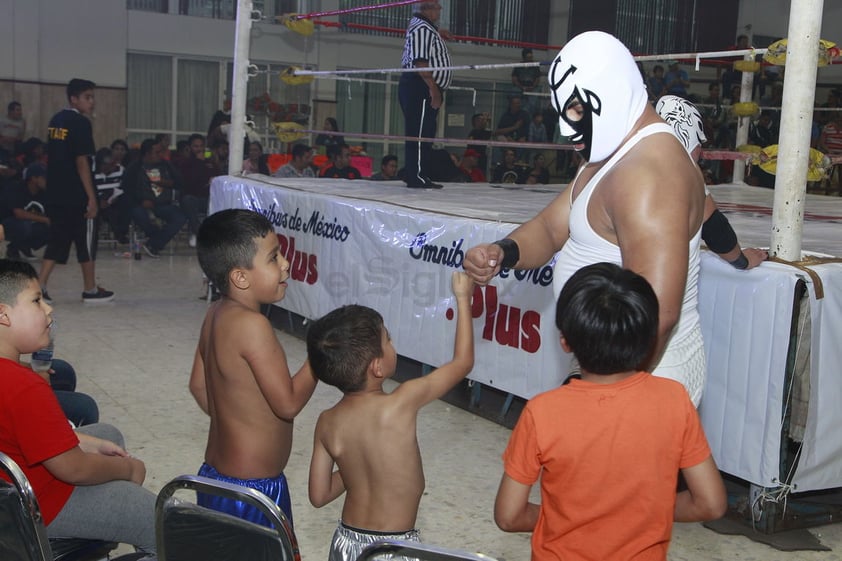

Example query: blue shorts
[197,462,293,528]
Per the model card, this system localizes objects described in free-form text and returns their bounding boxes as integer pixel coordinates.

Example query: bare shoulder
[212,300,274,340]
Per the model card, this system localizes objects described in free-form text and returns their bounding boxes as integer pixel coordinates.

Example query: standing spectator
[702,82,727,148]
[273,143,316,179]
[320,143,361,180]
[511,48,542,115]
[0,101,26,153]
[243,141,270,175]
[495,96,530,144]
[664,60,690,98]
[314,118,345,153]
[121,138,187,257]
[174,134,215,248]
[39,78,113,304]
[399,1,451,189]
[370,154,399,180]
[458,149,486,182]
[1,163,49,260]
[647,65,666,102]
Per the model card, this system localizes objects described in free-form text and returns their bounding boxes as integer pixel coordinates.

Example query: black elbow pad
[702,209,739,254]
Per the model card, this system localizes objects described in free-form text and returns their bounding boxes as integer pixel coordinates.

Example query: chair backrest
[356,540,500,561]
[155,474,297,561]
[0,451,52,561]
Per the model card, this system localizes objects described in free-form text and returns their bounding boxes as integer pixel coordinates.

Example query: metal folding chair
[155,474,297,561]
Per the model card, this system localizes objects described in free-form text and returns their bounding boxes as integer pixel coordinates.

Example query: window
[337,0,550,46]
[569,0,738,54]
[178,0,236,19]
[127,0,168,12]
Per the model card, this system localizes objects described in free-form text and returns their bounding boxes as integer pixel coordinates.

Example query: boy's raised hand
[451,271,474,299]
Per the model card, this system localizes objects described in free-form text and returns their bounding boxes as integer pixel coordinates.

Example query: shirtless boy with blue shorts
[189,208,317,529]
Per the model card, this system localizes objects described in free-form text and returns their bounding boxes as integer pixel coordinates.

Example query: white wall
[1,0,127,86]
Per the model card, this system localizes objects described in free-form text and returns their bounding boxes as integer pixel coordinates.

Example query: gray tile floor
[40,247,842,560]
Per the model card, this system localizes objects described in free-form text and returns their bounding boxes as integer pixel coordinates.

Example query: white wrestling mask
[549,31,648,162]
[656,95,707,154]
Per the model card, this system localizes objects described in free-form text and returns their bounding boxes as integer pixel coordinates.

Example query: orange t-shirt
[503,372,711,561]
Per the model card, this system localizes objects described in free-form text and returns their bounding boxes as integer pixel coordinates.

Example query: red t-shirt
[0,357,78,524]
[503,372,711,561]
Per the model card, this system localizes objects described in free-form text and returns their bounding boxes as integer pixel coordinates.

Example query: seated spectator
[110,138,129,167]
[0,145,21,189]
[155,133,171,160]
[459,149,486,182]
[172,139,190,163]
[528,112,547,144]
[0,101,26,153]
[93,148,129,244]
[467,112,492,173]
[664,60,690,98]
[314,117,345,153]
[370,154,399,180]
[1,162,49,260]
[18,137,46,167]
[121,138,187,257]
[492,148,527,184]
[321,143,362,180]
[526,153,550,185]
[36,358,100,427]
[647,65,666,102]
[210,139,229,176]
[174,134,215,248]
[274,143,316,178]
[749,111,778,148]
[243,141,270,175]
[0,259,157,555]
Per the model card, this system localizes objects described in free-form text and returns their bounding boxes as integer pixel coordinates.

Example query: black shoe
[405,179,443,189]
[82,286,115,303]
[142,244,161,258]
[19,248,37,261]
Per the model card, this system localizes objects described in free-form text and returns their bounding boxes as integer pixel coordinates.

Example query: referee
[399,1,451,189]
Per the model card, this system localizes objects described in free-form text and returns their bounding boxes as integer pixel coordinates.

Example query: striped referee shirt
[401,14,452,90]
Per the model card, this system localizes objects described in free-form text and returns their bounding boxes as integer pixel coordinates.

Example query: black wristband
[493,238,520,269]
[729,251,749,270]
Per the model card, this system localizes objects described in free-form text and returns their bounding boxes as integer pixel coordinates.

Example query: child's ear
[559,335,572,354]
[229,267,249,291]
[369,357,385,379]
[0,305,9,327]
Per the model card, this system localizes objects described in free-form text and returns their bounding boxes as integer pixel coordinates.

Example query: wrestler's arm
[463,187,572,285]
[609,167,692,358]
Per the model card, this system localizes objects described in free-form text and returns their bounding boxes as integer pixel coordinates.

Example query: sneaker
[188,234,197,248]
[82,286,114,303]
[41,288,53,305]
[142,244,160,258]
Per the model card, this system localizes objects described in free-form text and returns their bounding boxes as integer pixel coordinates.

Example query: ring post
[770,0,824,260]
[229,0,253,176]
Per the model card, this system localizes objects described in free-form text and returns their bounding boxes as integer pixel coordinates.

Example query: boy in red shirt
[0,259,155,555]
[495,262,726,561]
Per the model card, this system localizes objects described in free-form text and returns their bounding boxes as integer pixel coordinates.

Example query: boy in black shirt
[38,78,113,303]
[1,163,50,260]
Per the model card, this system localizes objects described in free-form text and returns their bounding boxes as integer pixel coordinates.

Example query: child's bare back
[308,272,475,534]
[193,299,295,478]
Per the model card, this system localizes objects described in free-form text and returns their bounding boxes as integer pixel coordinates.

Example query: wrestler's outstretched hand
[743,247,768,270]
[464,243,503,285]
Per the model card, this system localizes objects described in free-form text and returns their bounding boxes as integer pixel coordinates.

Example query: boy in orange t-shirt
[494,263,726,561]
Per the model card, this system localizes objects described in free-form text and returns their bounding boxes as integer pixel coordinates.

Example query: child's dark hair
[196,209,274,296]
[0,260,38,305]
[306,305,385,393]
[67,78,95,101]
[555,262,659,374]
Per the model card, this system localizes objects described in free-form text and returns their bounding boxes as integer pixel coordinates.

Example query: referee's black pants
[399,73,440,184]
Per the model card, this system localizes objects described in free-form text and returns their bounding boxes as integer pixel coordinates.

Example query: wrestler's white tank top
[552,123,702,345]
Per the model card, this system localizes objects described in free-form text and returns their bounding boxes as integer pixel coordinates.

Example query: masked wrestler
[464,31,708,405]
[656,95,767,270]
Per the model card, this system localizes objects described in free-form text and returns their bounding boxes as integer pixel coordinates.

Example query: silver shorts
[328,521,420,561]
